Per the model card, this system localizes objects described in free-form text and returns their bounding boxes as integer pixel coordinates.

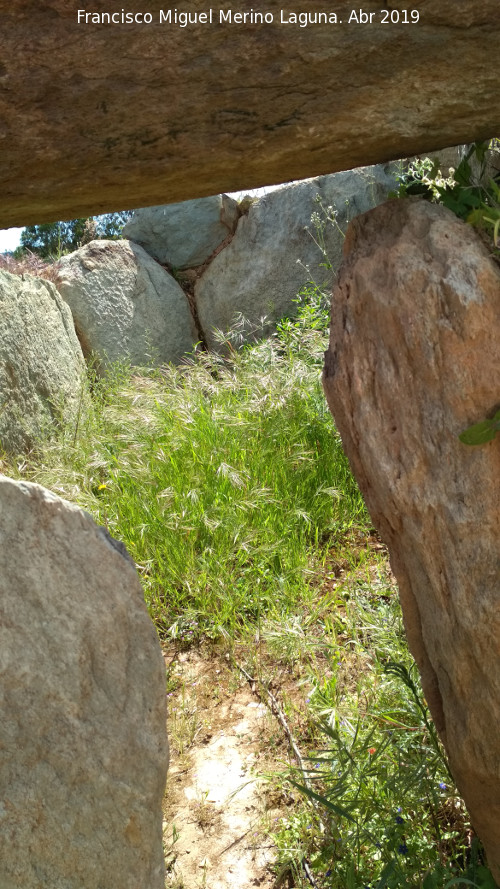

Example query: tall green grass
[6,288,368,636]
[272,576,483,889]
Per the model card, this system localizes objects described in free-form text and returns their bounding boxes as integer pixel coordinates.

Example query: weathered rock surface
[56,239,197,369]
[123,194,240,268]
[322,199,500,879]
[0,474,169,889]
[0,269,86,453]
[195,165,396,348]
[1,2,499,227]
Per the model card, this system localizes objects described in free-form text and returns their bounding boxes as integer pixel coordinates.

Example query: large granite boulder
[123,194,240,268]
[55,239,197,370]
[195,165,396,348]
[322,199,500,879]
[0,475,169,889]
[1,3,499,227]
[0,269,86,454]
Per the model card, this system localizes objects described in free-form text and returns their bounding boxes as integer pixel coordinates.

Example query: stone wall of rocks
[55,163,399,370]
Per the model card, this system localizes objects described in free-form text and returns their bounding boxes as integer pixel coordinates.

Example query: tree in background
[16,211,133,259]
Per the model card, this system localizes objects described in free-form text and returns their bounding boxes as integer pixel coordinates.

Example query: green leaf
[442,866,499,888]
[459,413,500,446]
[346,860,356,889]
[474,865,500,889]
[443,879,482,888]
[286,778,356,822]
[375,860,397,889]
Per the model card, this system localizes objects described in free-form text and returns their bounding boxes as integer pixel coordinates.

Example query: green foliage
[273,581,496,889]
[459,410,500,446]
[395,141,500,250]
[17,210,133,259]
[19,219,88,259]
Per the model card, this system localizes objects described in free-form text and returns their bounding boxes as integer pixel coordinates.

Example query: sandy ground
[163,650,281,889]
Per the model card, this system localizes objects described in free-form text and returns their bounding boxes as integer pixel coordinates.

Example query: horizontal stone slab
[1,1,499,226]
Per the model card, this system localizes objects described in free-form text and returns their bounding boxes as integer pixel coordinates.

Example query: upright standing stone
[0,476,169,889]
[55,239,197,370]
[0,269,86,454]
[195,165,397,348]
[123,194,240,268]
[323,199,500,879]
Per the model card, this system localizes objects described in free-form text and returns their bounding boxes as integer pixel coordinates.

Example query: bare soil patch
[162,649,289,889]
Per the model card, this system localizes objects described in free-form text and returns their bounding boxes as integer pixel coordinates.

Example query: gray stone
[0,269,86,454]
[323,198,500,881]
[0,474,169,889]
[195,165,397,349]
[123,194,240,269]
[55,239,197,370]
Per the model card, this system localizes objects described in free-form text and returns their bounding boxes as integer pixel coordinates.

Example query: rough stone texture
[195,165,396,348]
[1,2,499,228]
[0,475,169,889]
[322,199,500,879]
[123,194,240,268]
[0,269,86,453]
[55,239,197,369]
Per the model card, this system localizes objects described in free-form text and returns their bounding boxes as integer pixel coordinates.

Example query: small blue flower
[439,782,447,790]
[395,815,404,825]
[398,843,408,855]
[325,870,332,877]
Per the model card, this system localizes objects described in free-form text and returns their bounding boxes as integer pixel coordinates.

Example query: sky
[0,227,24,253]
[0,185,289,255]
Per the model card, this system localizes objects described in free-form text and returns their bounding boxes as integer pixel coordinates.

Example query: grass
[3,285,366,639]
[2,218,497,889]
[268,573,479,889]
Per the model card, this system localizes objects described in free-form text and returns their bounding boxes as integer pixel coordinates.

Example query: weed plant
[0,249,59,282]
[395,140,500,254]
[271,572,496,888]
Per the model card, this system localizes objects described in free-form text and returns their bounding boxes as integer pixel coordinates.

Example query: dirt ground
[162,649,289,889]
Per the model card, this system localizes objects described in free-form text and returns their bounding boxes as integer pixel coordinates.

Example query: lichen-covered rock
[123,194,240,268]
[0,269,86,453]
[195,165,397,349]
[0,475,169,889]
[56,239,197,370]
[322,199,500,879]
